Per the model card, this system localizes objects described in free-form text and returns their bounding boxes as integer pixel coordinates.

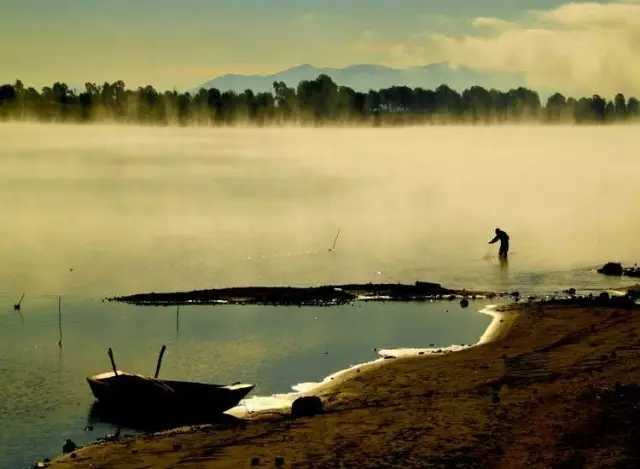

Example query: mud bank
[109,281,494,306]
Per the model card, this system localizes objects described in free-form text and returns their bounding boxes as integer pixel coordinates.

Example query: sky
[1,0,639,96]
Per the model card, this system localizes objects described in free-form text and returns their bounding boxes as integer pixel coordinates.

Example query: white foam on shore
[226,303,508,417]
[377,344,469,358]
[228,356,385,416]
[477,304,504,344]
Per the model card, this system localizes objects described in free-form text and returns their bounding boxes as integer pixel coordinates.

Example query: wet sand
[50,301,640,468]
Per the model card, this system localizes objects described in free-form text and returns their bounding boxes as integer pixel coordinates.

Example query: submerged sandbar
[109,281,493,306]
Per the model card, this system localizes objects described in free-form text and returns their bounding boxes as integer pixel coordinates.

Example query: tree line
[0,75,638,125]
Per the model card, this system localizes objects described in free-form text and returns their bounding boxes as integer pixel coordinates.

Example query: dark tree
[545,93,568,122]
[0,84,17,118]
[591,95,607,121]
[614,93,627,120]
[273,81,297,122]
[434,85,462,118]
[627,97,640,118]
[462,86,492,123]
[297,74,339,122]
[0,77,638,126]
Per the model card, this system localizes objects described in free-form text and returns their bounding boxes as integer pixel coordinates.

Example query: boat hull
[87,371,254,415]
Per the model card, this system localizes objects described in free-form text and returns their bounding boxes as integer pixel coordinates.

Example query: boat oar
[154,345,167,379]
[107,348,118,377]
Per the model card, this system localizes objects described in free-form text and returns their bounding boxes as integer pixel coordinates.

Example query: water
[0,297,492,468]
[0,123,637,467]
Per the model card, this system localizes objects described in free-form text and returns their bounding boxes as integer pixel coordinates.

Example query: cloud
[471,17,518,32]
[417,2,640,97]
[537,2,640,29]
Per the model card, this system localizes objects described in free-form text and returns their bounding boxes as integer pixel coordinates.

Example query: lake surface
[0,296,492,468]
[0,123,636,467]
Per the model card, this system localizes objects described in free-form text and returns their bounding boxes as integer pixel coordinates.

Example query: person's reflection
[499,255,509,271]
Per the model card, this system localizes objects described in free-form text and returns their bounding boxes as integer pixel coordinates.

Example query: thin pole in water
[14,292,25,310]
[328,228,341,252]
[154,345,167,379]
[176,305,180,338]
[57,296,62,348]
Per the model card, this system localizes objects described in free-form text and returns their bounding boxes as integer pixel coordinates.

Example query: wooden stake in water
[57,296,63,348]
[14,292,25,311]
[176,305,180,338]
[58,296,62,344]
[328,229,341,252]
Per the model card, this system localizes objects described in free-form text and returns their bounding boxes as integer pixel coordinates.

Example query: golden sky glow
[1,1,638,96]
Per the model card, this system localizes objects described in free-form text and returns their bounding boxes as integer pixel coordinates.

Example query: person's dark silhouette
[489,228,509,258]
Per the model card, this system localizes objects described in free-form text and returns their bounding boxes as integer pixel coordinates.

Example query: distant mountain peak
[195,63,525,94]
[289,64,315,70]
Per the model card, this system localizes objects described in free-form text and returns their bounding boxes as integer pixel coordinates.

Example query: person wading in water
[489,228,509,258]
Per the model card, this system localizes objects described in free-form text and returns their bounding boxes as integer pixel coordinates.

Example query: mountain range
[195,63,526,94]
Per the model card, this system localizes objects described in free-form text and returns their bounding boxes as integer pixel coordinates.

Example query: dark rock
[563,288,577,295]
[624,268,640,278]
[251,457,260,466]
[62,439,77,454]
[460,298,469,308]
[291,396,323,418]
[275,456,285,466]
[597,262,623,276]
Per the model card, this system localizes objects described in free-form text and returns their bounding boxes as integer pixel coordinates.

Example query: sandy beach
[48,299,640,468]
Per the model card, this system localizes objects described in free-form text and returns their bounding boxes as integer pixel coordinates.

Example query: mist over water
[0,123,637,295]
[0,123,637,467]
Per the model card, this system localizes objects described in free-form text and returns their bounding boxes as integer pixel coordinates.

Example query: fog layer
[1,123,637,295]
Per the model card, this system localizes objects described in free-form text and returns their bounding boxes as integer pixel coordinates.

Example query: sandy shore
[51,301,640,468]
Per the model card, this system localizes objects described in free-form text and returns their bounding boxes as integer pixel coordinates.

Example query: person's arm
[488,235,499,244]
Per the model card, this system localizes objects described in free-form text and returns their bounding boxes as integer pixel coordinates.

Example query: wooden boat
[87,346,254,415]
